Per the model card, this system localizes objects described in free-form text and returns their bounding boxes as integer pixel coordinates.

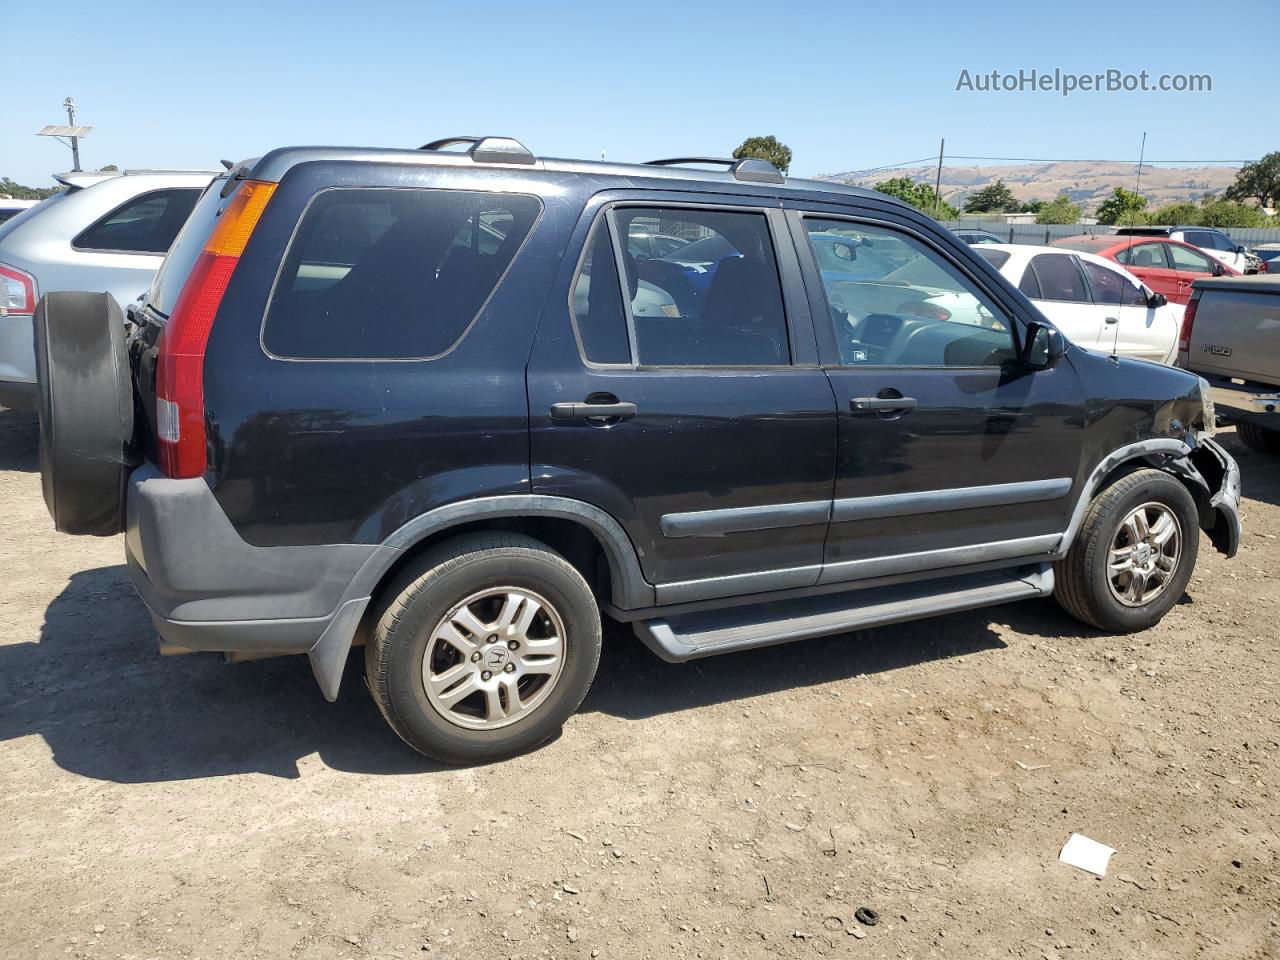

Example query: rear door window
[263,188,541,359]
[73,189,200,254]
[1027,253,1089,302]
[1081,260,1148,306]
[1116,242,1169,269]
[610,207,791,366]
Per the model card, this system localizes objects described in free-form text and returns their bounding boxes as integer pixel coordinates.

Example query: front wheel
[365,533,602,764]
[1054,469,1199,632]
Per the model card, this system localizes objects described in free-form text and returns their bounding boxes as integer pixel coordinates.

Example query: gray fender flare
[1054,438,1192,555]
[307,495,652,700]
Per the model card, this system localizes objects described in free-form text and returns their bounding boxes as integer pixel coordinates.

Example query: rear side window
[1081,260,1147,306]
[264,188,541,360]
[612,207,790,366]
[74,189,200,254]
[1027,253,1088,302]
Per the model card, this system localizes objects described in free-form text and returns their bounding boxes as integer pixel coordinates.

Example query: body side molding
[661,500,830,538]
[831,477,1071,523]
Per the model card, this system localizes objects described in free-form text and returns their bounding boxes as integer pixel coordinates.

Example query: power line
[945,154,1249,164]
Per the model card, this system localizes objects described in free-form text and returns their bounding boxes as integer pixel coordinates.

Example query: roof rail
[644,156,784,184]
[419,136,536,166]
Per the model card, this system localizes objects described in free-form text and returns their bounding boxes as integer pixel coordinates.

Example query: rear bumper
[125,464,392,698]
[1201,373,1280,427]
[0,310,36,392]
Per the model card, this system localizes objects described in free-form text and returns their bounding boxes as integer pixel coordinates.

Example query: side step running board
[633,565,1053,662]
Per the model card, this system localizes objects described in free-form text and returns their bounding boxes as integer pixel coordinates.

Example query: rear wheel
[365,532,601,764]
[33,292,136,535]
[1054,469,1199,632]
[1237,421,1280,456]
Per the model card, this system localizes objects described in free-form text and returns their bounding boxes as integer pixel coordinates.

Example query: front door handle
[850,396,918,413]
[549,401,638,420]
[1104,316,1119,325]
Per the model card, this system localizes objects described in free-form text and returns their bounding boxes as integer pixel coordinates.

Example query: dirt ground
[0,406,1276,960]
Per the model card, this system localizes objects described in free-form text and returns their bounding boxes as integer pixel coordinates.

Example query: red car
[1052,234,1240,305]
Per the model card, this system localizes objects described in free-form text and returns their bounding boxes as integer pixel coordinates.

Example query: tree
[1148,202,1200,225]
[98,164,119,172]
[1022,199,1045,214]
[873,176,958,220]
[1034,194,1082,225]
[1197,200,1270,228]
[962,179,1018,213]
[1095,187,1149,225]
[732,135,792,174]
[1225,152,1280,209]
[0,177,59,200]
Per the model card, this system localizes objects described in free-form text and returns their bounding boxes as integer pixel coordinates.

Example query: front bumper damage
[1168,434,1242,558]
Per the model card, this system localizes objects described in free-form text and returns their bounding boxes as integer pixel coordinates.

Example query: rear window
[264,188,541,360]
[974,248,1011,269]
[73,188,200,254]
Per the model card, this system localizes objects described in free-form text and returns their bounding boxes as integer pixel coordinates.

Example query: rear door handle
[549,401,638,420]
[850,396,918,413]
[1104,316,1119,325]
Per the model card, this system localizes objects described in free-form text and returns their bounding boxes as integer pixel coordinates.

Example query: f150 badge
[1202,344,1233,357]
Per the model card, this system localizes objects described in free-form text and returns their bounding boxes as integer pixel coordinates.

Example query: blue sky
[1,0,1271,186]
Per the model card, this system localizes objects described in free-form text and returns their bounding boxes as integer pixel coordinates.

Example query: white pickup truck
[1178,274,1280,454]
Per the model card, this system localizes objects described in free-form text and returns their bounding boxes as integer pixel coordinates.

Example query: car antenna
[1114,132,1147,359]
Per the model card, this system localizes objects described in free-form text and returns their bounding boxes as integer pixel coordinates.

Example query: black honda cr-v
[34,136,1241,763]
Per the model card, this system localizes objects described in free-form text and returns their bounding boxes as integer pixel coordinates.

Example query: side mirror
[1146,290,1168,308]
[1212,262,1226,277]
[1022,320,1066,369]
[1236,245,1247,254]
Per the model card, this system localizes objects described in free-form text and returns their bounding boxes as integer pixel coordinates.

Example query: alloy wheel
[1106,502,1182,607]
[421,587,566,729]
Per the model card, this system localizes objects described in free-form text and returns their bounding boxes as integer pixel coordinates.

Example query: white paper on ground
[1058,833,1117,877]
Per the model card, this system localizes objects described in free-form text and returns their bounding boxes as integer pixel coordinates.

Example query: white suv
[1115,226,1256,275]
[0,168,217,407]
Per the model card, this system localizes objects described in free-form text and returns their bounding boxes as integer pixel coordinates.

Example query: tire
[365,532,602,764]
[1054,468,1199,633]
[33,292,136,535]
[1237,421,1280,456]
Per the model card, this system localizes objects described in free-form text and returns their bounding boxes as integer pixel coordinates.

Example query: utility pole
[65,98,82,171]
[933,138,945,218]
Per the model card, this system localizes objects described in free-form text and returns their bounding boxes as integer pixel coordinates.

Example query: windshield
[146,178,225,318]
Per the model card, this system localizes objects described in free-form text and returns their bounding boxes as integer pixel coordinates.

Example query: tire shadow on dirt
[0,406,37,472]
[3,565,438,784]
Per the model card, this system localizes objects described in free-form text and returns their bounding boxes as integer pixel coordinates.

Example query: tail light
[156,180,276,478]
[1177,292,1200,359]
[0,263,36,316]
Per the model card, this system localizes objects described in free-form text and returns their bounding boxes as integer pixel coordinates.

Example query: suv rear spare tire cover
[34,291,136,535]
